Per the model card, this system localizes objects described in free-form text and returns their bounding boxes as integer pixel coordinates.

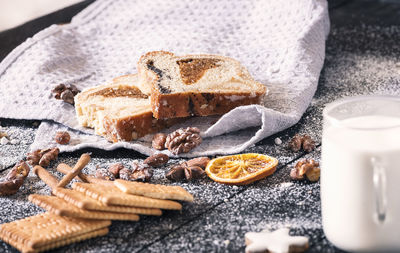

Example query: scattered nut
[302,135,315,153]
[186,157,210,169]
[288,134,316,153]
[52,83,80,105]
[38,148,60,167]
[120,161,153,182]
[185,165,204,181]
[166,165,185,181]
[60,89,75,105]
[52,84,66,98]
[0,161,30,196]
[6,161,30,180]
[143,153,169,167]
[95,167,116,181]
[55,131,70,145]
[165,127,202,155]
[26,148,59,167]
[152,133,167,150]
[305,166,320,182]
[108,163,124,178]
[290,159,320,182]
[130,161,153,182]
[288,134,302,152]
[26,150,41,166]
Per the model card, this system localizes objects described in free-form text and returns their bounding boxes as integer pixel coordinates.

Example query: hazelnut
[55,131,70,145]
[143,153,169,167]
[166,165,186,181]
[152,133,167,150]
[185,165,205,181]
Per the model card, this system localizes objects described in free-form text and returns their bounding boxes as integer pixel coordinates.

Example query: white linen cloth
[0,0,329,157]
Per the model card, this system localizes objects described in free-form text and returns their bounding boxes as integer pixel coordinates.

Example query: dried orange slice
[205,153,278,185]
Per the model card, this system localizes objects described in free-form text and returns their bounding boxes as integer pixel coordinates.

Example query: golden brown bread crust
[102,112,179,142]
[151,90,264,119]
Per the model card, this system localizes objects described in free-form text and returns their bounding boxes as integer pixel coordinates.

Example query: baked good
[74,74,176,142]
[245,228,309,253]
[137,51,267,119]
[0,212,110,252]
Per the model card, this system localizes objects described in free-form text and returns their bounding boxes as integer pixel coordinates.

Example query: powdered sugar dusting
[2,4,400,253]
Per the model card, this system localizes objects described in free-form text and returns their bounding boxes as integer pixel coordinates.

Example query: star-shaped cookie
[245,228,309,253]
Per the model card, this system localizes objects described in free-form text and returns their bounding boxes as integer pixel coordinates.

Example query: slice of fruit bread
[75,74,176,142]
[137,51,267,119]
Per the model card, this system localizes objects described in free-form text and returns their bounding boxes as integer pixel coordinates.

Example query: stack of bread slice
[75,74,177,142]
[75,51,267,142]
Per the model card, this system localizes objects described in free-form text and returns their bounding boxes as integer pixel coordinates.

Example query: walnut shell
[165,127,202,155]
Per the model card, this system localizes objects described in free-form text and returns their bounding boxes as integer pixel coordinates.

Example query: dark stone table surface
[1,0,399,252]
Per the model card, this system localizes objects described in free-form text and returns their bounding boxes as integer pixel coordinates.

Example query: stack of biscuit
[0,154,193,252]
[75,51,267,142]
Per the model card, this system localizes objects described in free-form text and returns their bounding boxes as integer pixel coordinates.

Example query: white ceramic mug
[321,95,400,252]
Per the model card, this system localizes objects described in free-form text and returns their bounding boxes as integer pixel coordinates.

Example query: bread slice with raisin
[74,74,176,142]
[137,51,267,119]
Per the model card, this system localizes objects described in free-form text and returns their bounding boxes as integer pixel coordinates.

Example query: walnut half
[290,159,320,182]
[165,127,202,155]
[0,161,30,196]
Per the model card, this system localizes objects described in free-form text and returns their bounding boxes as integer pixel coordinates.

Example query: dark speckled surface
[1,0,400,252]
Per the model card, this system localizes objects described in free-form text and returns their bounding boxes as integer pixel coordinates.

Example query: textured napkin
[0,0,329,157]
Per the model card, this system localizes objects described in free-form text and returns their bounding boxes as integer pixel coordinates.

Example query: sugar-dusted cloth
[0,0,329,157]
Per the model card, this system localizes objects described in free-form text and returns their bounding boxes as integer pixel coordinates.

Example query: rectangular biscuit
[52,188,162,216]
[28,194,140,221]
[114,179,194,202]
[19,228,109,253]
[0,212,110,249]
[72,182,182,210]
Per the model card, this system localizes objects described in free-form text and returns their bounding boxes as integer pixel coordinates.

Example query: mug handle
[371,157,387,224]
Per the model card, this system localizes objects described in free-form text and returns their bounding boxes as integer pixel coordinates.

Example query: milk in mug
[321,115,400,251]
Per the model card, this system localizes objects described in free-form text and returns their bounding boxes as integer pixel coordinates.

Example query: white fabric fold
[0,0,329,157]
